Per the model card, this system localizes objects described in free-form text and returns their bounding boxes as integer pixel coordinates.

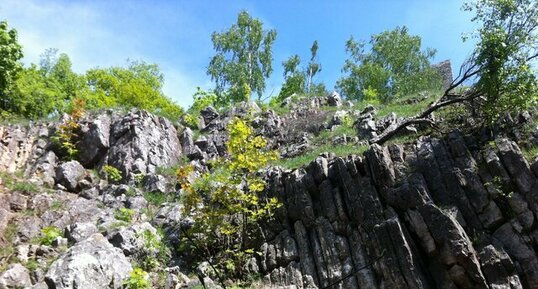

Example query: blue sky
[1,0,476,107]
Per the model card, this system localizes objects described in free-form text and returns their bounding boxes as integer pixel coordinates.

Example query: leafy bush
[51,97,86,160]
[136,229,170,271]
[40,226,62,245]
[182,113,200,129]
[114,208,134,223]
[123,268,151,289]
[103,165,122,183]
[178,117,280,280]
[85,60,183,120]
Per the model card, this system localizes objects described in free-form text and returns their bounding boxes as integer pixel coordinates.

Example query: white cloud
[0,0,205,107]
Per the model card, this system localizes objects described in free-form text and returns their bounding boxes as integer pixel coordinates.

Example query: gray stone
[181,128,203,160]
[9,192,28,212]
[105,110,181,179]
[45,233,132,289]
[200,105,220,125]
[0,263,32,288]
[327,91,342,107]
[143,174,171,194]
[65,222,99,243]
[107,222,159,256]
[55,161,86,192]
[78,114,111,166]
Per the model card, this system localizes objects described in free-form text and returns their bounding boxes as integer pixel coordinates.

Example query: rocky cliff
[1,104,538,289]
[258,133,538,289]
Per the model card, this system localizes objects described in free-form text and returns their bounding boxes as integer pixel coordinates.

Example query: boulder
[143,174,172,194]
[200,106,220,125]
[107,222,159,256]
[327,91,342,107]
[78,114,111,167]
[45,233,132,289]
[65,222,99,243]
[0,263,32,288]
[181,128,203,160]
[55,161,86,192]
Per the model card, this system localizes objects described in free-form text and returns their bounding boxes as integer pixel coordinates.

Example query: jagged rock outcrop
[0,110,182,186]
[257,131,538,289]
[101,110,182,179]
[2,109,538,289]
[45,233,132,289]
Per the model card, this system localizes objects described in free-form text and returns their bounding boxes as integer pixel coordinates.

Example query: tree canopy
[85,60,183,119]
[464,0,538,121]
[207,10,277,103]
[0,20,24,114]
[336,26,441,102]
[370,0,538,144]
[277,41,326,100]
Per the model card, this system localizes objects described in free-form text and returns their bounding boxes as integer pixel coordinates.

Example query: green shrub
[136,229,170,270]
[103,165,122,183]
[179,117,280,280]
[182,113,199,129]
[123,268,151,289]
[40,226,62,246]
[51,98,86,160]
[114,208,134,223]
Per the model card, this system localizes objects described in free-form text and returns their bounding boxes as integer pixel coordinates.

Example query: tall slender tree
[306,40,322,93]
[207,10,277,103]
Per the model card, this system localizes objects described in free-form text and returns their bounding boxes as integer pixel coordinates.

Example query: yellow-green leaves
[177,117,280,280]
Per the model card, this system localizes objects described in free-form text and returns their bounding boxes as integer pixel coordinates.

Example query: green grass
[522,145,538,162]
[0,171,40,193]
[375,90,439,118]
[144,191,175,206]
[50,200,64,210]
[274,143,369,169]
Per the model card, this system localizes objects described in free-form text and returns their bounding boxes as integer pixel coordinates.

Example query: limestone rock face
[257,132,538,289]
[45,233,132,289]
[105,110,181,179]
[2,108,538,289]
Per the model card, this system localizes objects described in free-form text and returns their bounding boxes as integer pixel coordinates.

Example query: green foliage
[51,98,86,160]
[463,0,538,122]
[182,113,200,129]
[4,49,87,118]
[0,20,24,111]
[12,181,39,193]
[275,144,369,169]
[522,145,538,162]
[278,55,305,100]
[136,229,170,270]
[85,60,183,120]
[190,87,218,112]
[207,10,277,103]
[362,86,381,104]
[277,41,327,101]
[40,226,62,246]
[114,208,134,223]
[336,26,441,102]
[306,40,322,94]
[144,191,173,206]
[103,165,122,183]
[123,268,151,289]
[179,117,280,280]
